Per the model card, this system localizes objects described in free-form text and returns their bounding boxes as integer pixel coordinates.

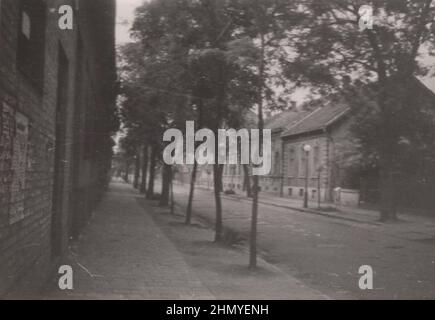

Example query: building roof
[279,76,434,139]
[419,77,435,96]
[282,101,350,138]
[265,109,310,132]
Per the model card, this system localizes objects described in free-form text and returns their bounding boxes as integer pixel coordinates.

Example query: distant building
[219,102,354,203]
[281,101,351,204]
[259,109,310,195]
[0,0,117,296]
[220,109,309,196]
[175,79,435,213]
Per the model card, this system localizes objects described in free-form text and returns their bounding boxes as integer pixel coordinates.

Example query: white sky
[116,0,146,45]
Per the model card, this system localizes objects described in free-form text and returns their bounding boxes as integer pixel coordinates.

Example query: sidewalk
[44,182,328,300]
[45,182,213,299]
[192,184,435,242]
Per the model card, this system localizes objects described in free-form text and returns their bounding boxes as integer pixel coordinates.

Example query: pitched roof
[282,101,350,137]
[279,77,434,138]
[265,109,310,132]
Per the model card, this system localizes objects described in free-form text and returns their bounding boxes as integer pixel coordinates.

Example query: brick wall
[0,0,116,296]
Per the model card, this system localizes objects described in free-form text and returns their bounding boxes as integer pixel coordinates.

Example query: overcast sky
[116,0,145,45]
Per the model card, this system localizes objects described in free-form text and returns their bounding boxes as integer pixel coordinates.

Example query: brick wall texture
[0,0,116,296]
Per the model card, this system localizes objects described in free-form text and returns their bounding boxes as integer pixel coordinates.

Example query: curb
[218,192,382,226]
[176,185,382,226]
[145,197,331,300]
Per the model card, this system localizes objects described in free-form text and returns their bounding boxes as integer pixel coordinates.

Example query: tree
[285,0,435,221]
[147,144,158,199]
[133,145,141,189]
[140,145,148,194]
[120,0,198,204]
[227,0,303,267]
[183,0,258,241]
[127,0,201,212]
[118,132,140,183]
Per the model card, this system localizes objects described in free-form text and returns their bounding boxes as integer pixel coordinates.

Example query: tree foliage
[285,0,435,220]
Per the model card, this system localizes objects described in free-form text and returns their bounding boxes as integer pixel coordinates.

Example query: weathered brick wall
[0,0,116,296]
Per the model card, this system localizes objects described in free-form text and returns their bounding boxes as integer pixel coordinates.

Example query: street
[172,184,435,299]
[43,182,327,300]
[2,0,435,302]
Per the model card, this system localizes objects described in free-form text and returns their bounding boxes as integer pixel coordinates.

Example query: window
[288,147,298,177]
[274,151,281,175]
[300,146,308,177]
[17,0,46,88]
[312,145,320,177]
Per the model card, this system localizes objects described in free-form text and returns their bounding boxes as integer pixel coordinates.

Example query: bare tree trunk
[124,162,130,183]
[159,163,171,206]
[243,164,252,198]
[213,164,223,242]
[133,150,140,189]
[140,145,148,194]
[170,168,174,214]
[379,166,397,221]
[146,145,157,199]
[185,161,198,225]
[250,33,266,269]
[377,93,398,222]
[250,175,259,268]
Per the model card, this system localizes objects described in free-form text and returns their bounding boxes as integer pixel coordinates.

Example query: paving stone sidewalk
[46,182,214,299]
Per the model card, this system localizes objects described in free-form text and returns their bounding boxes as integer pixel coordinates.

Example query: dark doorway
[51,44,69,257]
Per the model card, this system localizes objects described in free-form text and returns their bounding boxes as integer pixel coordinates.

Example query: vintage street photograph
[1,0,435,302]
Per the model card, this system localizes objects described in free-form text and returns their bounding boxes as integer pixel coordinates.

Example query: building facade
[174,83,435,213]
[221,110,309,196]
[0,0,117,296]
[281,101,351,204]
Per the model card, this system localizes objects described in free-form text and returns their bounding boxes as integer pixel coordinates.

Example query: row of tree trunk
[129,144,174,208]
[129,141,256,267]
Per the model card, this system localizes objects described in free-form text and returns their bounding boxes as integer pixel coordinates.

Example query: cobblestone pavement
[46,182,214,299]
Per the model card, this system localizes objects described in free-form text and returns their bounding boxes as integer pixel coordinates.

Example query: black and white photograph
[0,0,435,305]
